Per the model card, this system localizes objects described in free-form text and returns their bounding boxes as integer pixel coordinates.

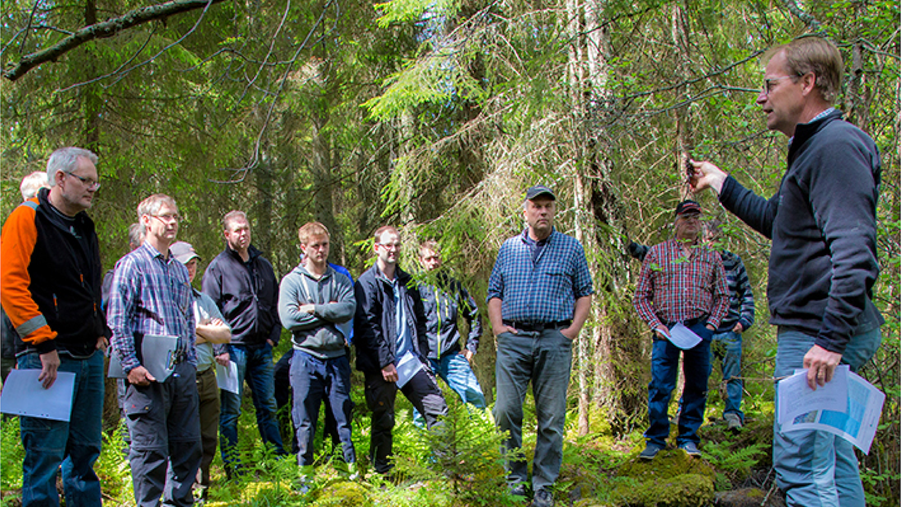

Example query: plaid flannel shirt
[487,228,593,323]
[633,238,729,332]
[107,242,197,373]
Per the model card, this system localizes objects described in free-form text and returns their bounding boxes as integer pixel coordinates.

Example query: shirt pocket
[543,268,571,295]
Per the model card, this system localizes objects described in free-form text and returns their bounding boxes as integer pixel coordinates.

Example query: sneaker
[679,441,701,457]
[639,443,663,460]
[532,489,554,507]
[510,483,529,499]
[724,413,743,431]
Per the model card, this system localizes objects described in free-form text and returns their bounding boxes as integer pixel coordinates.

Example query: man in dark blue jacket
[413,240,486,426]
[691,37,882,507]
[202,210,286,476]
[353,226,448,475]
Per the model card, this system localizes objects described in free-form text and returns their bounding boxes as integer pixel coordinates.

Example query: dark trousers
[125,362,201,507]
[290,351,356,466]
[364,366,448,474]
[645,321,713,447]
[195,367,220,489]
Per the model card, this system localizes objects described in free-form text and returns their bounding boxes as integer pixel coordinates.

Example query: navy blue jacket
[353,263,428,374]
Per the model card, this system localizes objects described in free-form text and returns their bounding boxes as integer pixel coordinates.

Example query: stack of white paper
[778,365,885,454]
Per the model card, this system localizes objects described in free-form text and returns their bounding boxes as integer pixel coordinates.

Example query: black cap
[525,185,556,201]
[675,200,702,216]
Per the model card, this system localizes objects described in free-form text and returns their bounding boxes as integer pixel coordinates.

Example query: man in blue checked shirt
[487,185,593,507]
[108,194,201,507]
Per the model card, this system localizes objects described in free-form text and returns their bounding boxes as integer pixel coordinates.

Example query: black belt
[503,320,571,332]
[666,315,708,328]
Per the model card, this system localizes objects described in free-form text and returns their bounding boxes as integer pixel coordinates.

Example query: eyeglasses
[67,173,101,190]
[762,75,796,96]
[151,214,181,223]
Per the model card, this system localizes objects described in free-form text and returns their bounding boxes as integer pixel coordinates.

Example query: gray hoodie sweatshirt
[278,263,355,360]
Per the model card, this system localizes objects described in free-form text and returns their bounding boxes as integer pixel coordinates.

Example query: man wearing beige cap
[170,241,231,502]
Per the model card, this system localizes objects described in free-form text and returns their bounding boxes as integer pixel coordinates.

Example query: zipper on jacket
[53,294,59,318]
[436,292,442,360]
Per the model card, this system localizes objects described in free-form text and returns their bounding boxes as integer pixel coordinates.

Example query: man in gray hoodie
[278,222,356,485]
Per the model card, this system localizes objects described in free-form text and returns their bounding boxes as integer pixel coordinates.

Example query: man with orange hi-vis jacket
[0,147,109,507]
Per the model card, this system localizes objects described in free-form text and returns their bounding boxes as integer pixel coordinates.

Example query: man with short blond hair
[691,36,883,507]
[203,210,285,476]
[1,147,108,507]
[278,222,356,486]
[354,225,448,475]
[108,194,201,507]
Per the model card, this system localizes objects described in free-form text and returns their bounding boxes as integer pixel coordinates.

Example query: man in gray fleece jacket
[278,222,356,483]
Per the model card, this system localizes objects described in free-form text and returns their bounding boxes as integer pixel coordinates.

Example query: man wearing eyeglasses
[1,147,108,507]
[108,194,201,507]
[353,225,448,476]
[691,37,882,507]
[202,210,286,477]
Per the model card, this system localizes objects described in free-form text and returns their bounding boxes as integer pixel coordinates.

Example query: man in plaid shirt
[108,194,201,507]
[487,185,593,507]
[633,200,728,460]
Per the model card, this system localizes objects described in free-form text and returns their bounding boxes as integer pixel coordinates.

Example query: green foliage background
[0,0,898,504]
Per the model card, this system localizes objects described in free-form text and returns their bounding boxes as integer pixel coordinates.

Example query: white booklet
[0,370,76,421]
[216,360,241,394]
[395,350,423,388]
[661,322,702,350]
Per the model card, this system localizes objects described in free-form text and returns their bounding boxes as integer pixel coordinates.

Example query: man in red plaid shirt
[633,200,729,460]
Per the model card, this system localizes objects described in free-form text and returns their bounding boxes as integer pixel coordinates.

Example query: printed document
[664,322,702,350]
[216,360,241,394]
[779,367,885,454]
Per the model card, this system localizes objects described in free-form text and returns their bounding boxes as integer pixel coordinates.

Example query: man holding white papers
[353,225,448,476]
[170,241,231,502]
[0,147,108,507]
[108,194,201,507]
[278,222,356,488]
[633,200,728,460]
[690,37,882,507]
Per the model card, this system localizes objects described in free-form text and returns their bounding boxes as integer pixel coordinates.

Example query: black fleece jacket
[719,109,883,354]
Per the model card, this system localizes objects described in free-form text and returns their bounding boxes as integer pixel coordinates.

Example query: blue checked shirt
[108,242,197,373]
[487,228,593,323]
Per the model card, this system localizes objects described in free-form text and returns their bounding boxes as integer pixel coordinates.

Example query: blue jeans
[645,321,713,448]
[219,343,285,471]
[773,327,881,507]
[413,351,487,426]
[712,330,743,421]
[19,350,104,507]
[494,328,572,492]
[289,351,356,466]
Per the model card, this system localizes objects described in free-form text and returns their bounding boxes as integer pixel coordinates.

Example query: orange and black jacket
[0,187,109,356]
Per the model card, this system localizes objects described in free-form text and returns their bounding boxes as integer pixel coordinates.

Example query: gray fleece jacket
[278,263,355,360]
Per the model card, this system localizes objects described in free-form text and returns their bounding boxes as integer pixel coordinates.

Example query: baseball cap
[170,241,201,265]
[675,200,702,216]
[525,185,556,201]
